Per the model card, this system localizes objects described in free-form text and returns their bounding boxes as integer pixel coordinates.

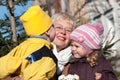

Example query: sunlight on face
[71,41,87,58]
[53,19,73,51]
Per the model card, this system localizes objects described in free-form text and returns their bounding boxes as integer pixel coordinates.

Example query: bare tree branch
[73,0,89,17]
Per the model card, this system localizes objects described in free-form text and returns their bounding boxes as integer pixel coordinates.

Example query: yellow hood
[20,5,52,36]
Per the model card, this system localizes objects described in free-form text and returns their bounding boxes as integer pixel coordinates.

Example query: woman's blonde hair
[51,12,76,29]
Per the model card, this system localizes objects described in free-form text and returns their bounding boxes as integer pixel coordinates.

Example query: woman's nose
[61,28,66,34]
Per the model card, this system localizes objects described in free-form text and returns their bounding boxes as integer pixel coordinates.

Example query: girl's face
[71,41,87,58]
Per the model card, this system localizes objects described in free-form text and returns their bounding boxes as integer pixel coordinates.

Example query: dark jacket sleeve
[97,53,118,80]
[100,71,118,80]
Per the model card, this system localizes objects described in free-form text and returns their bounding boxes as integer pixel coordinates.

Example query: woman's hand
[11,76,23,80]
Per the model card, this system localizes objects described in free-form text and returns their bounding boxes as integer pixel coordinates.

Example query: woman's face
[52,19,73,51]
[71,41,87,58]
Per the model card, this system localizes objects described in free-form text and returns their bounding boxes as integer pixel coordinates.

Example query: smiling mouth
[57,36,66,41]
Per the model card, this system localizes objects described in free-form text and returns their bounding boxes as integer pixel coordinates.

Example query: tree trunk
[7,0,17,42]
[33,0,40,5]
[54,0,61,13]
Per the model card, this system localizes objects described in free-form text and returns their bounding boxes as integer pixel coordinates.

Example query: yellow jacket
[0,38,57,80]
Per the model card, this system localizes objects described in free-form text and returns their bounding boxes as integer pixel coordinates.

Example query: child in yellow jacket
[0,5,57,80]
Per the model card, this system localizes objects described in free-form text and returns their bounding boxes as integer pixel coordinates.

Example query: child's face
[71,41,87,58]
[47,25,56,42]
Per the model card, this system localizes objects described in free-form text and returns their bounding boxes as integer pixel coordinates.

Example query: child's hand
[95,72,102,80]
[11,76,23,80]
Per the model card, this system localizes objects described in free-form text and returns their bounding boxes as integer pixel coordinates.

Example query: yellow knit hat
[20,5,52,36]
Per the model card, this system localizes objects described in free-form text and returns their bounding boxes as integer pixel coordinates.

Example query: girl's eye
[75,45,79,48]
[71,44,78,48]
[70,44,73,47]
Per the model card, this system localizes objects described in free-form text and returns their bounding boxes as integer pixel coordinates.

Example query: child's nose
[72,46,76,51]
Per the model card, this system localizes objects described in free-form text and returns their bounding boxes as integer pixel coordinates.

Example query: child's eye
[70,44,73,47]
[75,45,79,48]
[71,44,78,48]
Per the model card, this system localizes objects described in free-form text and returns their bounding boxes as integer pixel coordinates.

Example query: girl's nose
[71,46,76,51]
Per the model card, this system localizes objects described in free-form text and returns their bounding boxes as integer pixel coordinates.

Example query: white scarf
[52,44,72,74]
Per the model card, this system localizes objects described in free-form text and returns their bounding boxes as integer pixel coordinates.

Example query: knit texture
[70,23,104,54]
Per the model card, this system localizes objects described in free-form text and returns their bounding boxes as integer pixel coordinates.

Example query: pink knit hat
[70,23,104,54]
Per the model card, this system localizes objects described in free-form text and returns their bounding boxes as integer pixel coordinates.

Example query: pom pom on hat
[70,23,104,54]
[92,23,104,35]
[20,5,52,36]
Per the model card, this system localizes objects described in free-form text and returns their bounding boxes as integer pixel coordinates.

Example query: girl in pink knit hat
[60,23,118,80]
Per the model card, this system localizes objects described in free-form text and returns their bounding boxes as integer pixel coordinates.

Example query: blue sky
[0,1,32,19]
[0,1,32,38]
